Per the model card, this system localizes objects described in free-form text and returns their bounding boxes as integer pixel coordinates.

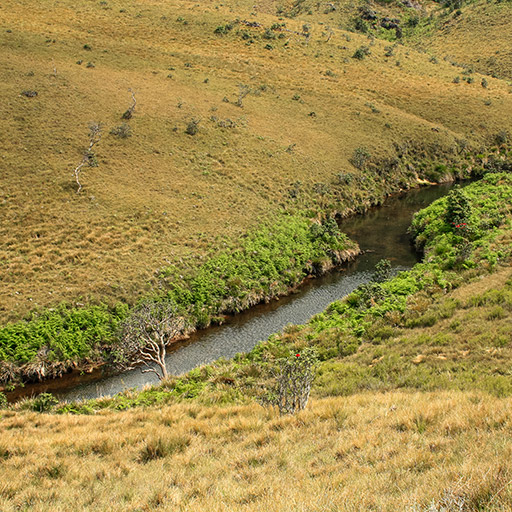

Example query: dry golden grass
[1,391,512,511]
[422,0,512,79]
[1,0,511,322]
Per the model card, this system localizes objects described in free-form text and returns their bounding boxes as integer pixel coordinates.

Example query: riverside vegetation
[0,214,358,385]
[10,170,510,412]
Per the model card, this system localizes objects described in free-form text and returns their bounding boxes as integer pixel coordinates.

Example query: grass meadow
[2,391,512,511]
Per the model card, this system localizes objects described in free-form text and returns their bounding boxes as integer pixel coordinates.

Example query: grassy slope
[315,263,512,397]
[2,3,512,509]
[2,263,512,510]
[420,0,512,79]
[1,0,512,324]
[1,393,512,511]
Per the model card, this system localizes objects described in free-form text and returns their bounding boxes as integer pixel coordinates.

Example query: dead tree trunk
[235,84,250,107]
[73,123,102,193]
[122,89,137,120]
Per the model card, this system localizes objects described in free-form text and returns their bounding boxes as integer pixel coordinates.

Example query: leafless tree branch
[73,122,102,193]
[122,89,137,120]
[111,301,187,380]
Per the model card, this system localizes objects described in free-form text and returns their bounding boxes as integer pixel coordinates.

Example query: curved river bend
[12,183,455,402]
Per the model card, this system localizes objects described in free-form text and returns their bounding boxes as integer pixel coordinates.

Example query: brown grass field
[2,391,512,511]
[1,0,512,322]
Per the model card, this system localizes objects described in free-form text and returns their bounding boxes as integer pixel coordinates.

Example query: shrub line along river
[8,182,457,402]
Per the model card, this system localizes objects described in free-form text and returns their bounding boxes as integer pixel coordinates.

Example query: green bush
[352,46,371,60]
[185,118,200,135]
[31,393,59,412]
[110,123,132,138]
[0,303,128,367]
[214,23,233,35]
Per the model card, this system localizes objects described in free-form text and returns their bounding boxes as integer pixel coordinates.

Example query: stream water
[9,182,456,402]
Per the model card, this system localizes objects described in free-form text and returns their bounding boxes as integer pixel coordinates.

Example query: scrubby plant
[444,185,472,229]
[0,392,7,409]
[31,392,58,412]
[214,23,233,35]
[350,146,371,169]
[335,172,354,185]
[263,348,318,415]
[110,123,132,138]
[373,258,392,282]
[384,45,394,57]
[185,118,200,135]
[495,131,510,146]
[352,45,371,60]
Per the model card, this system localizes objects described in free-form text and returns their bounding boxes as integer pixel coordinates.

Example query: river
[8,182,455,402]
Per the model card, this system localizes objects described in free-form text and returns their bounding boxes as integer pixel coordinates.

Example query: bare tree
[302,24,311,46]
[112,301,187,380]
[122,89,137,120]
[235,84,250,107]
[72,122,102,193]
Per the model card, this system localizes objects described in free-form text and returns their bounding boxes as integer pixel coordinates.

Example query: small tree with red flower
[445,185,472,230]
[445,186,474,265]
[264,347,318,415]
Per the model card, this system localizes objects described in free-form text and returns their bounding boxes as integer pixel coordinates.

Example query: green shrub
[263,347,319,415]
[110,123,132,138]
[31,393,58,412]
[350,146,371,169]
[214,23,233,35]
[185,118,200,135]
[0,303,128,370]
[373,259,392,283]
[444,185,472,228]
[352,46,371,60]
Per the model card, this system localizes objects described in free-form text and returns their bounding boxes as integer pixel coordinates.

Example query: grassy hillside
[2,392,512,511]
[420,0,512,80]
[2,172,512,511]
[1,0,512,327]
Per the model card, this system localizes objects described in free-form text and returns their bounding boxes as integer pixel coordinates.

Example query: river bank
[5,181,460,402]
[10,170,508,413]
[1,144,510,397]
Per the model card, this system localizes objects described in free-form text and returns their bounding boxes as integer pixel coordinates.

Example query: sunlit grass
[1,391,512,511]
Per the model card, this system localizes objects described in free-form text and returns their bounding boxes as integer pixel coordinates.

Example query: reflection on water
[13,183,455,401]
